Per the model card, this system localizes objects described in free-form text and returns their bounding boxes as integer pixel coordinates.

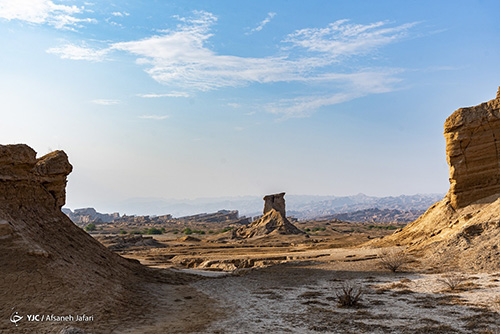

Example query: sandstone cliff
[445,86,500,209]
[0,144,187,333]
[374,88,500,271]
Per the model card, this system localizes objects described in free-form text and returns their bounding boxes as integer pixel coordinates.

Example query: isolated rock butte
[263,192,286,217]
[375,88,500,271]
[0,144,185,333]
[234,192,304,238]
[445,86,500,209]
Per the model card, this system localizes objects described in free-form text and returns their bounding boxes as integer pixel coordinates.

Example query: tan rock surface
[0,144,216,333]
[444,86,500,209]
[263,192,286,216]
[234,193,304,239]
[373,87,500,272]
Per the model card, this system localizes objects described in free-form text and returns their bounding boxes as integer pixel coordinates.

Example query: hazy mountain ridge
[68,193,444,220]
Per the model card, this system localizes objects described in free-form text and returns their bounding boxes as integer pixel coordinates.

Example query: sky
[1,0,500,212]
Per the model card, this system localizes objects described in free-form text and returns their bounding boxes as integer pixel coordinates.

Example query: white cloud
[266,70,403,118]
[45,10,416,117]
[137,91,190,98]
[91,99,120,105]
[227,103,241,108]
[46,43,109,61]
[247,12,276,34]
[111,11,129,17]
[108,11,414,93]
[283,19,417,58]
[0,0,95,29]
[139,115,169,120]
[109,11,322,90]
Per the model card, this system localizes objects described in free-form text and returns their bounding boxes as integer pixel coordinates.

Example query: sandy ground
[54,237,498,334]
[184,255,500,334]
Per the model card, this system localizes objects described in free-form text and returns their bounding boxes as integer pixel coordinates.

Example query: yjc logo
[10,311,23,326]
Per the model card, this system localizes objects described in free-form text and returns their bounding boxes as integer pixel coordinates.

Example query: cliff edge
[373,88,500,272]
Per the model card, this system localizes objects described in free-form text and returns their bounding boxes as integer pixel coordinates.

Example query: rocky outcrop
[444,87,500,209]
[263,192,286,217]
[0,144,187,333]
[234,193,304,239]
[64,207,121,225]
[0,145,72,209]
[374,88,500,272]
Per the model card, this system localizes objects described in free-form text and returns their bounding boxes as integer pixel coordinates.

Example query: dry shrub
[439,273,467,291]
[378,248,411,272]
[335,282,363,307]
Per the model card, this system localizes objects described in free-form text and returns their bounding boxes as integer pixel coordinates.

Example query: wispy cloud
[0,0,95,29]
[266,70,403,118]
[46,10,417,117]
[283,19,417,58]
[227,103,241,108]
[91,99,120,105]
[246,12,276,35]
[108,11,414,91]
[137,91,190,98]
[46,43,109,61]
[111,11,129,17]
[139,115,169,120]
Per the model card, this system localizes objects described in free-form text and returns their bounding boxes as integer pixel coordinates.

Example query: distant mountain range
[70,193,444,220]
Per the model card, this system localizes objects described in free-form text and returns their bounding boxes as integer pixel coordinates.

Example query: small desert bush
[84,223,96,232]
[378,248,411,272]
[335,283,363,307]
[439,273,467,291]
[145,227,163,235]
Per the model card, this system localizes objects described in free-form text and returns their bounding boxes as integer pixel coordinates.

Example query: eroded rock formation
[234,192,304,239]
[0,145,72,210]
[374,87,500,271]
[444,87,500,209]
[0,144,188,333]
[263,192,286,217]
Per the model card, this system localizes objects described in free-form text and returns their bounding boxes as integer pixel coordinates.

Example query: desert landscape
[2,1,500,333]
[1,89,500,333]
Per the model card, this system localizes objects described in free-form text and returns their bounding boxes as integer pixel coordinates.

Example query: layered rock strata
[374,88,500,271]
[0,144,188,333]
[444,87,500,208]
[263,192,286,217]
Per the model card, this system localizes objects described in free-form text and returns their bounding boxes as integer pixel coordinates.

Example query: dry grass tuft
[378,248,412,272]
[438,273,467,291]
[335,282,363,308]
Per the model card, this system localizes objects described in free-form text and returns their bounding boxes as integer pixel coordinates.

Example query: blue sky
[1,0,499,212]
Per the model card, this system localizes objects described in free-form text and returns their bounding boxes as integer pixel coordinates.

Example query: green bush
[119,230,127,235]
[84,223,96,232]
[145,227,163,235]
[221,227,234,233]
[183,228,193,235]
